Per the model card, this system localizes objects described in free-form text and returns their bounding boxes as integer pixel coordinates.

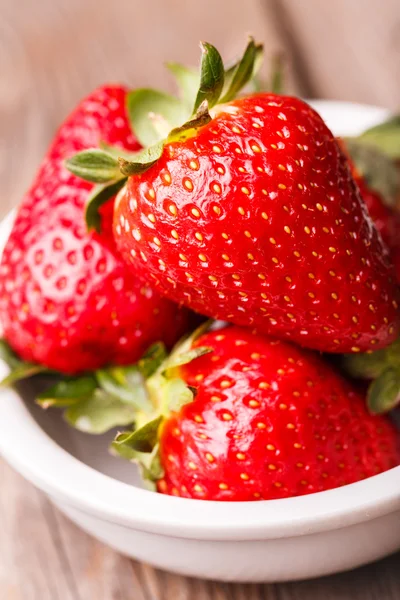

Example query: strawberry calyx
[356,115,400,161]
[64,37,265,231]
[343,138,400,210]
[0,340,52,383]
[0,339,168,434]
[111,322,214,487]
[340,337,400,414]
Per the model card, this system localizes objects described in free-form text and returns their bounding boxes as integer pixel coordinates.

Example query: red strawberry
[356,177,400,278]
[340,139,400,283]
[110,42,400,355]
[113,325,400,501]
[0,85,190,376]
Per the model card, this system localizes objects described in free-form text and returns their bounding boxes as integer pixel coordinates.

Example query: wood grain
[1,0,400,597]
[1,460,399,599]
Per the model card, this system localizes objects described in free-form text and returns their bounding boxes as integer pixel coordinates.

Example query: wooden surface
[1,1,400,597]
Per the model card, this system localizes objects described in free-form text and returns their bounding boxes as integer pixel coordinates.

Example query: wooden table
[1,1,399,597]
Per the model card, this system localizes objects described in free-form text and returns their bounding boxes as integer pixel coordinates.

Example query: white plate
[0,101,399,583]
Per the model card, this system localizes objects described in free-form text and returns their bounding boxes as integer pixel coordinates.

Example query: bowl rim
[0,100,399,542]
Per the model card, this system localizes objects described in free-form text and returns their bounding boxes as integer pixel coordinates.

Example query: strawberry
[0,85,190,379]
[340,138,400,283]
[356,177,400,278]
[113,325,400,501]
[103,41,400,354]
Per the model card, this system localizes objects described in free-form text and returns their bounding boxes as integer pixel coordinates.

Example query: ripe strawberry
[340,139,400,282]
[356,177,400,278]
[109,42,400,354]
[113,325,400,501]
[0,85,190,376]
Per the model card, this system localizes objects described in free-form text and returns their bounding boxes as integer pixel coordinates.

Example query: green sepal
[64,390,138,434]
[163,346,212,375]
[0,340,51,387]
[341,337,400,380]
[85,178,127,232]
[0,363,50,387]
[118,142,164,176]
[98,141,138,161]
[341,336,400,413]
[111,440,163,488]
[193,42,225,113]
[163,378,196,413]
[139,445,164,484]
[358,115,400,160]
[137,342,169,378]
[96,365,152,413]
[95,342,167,414]
[367,367,400,414]
[65,149,121,184]
[168,101,212,143]
[166,62,199,110]
[111,420,165,484]
[113,416,163,453]
[220,38,263,103]
[127,89,188,147]
[111,321,215,476]
[36,376,98,409]
[344,139,400,208]
[0,339,23,370]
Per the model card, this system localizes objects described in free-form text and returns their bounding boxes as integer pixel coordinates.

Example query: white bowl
[0,101,399,583]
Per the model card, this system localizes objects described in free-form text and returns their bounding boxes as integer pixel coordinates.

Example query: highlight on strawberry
[66,38,400,354]
[0,85,191,433]
[112,324,400,501]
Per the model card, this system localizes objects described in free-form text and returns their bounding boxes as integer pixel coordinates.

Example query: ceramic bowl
[0,101,399,583]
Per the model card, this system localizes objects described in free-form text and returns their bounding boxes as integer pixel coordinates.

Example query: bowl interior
[20,378,143,487]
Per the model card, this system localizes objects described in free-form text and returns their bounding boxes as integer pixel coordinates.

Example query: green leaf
[367,367,400,414]
[344,139,400,208]
[113,416,163,453]
[118,142,164,176]
[98,142,140,161]
[65,149,121,184]
[223,41,264,99]
[340,337,400,394]
[168,101,212,144]
[64,390,137,434]
[137,342,168,378]
[0,363,49,387]
[220,38,263,103]
[139,444,164,483]
[111,438,163,486]
[166,62,200,110]
[193,42,225,113]
[163,378,195,413]
[96,365,152,413]
[85,178,127,232]
[127,89,187,147]
[0,339,21,370]
[36,376,97,409]
[341,348,389,380]
[359,115,400,160]
[164,346,212,373]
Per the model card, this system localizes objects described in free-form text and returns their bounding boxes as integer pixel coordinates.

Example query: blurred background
[1,0,400,221]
